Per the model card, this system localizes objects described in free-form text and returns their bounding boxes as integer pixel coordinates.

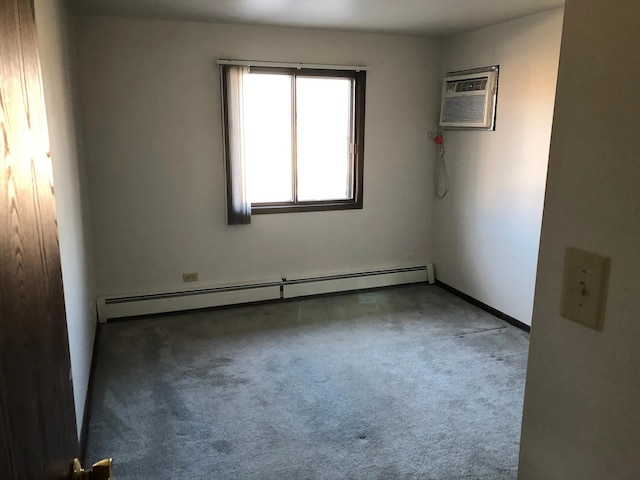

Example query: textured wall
[519,0,640,478]
[35,0,97,436]
[74,15,442,297]
[433,9,564,325]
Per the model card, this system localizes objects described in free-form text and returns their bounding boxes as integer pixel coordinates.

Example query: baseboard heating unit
[96,264,434,323]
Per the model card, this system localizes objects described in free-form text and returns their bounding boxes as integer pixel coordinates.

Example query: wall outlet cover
[182,272,199,282]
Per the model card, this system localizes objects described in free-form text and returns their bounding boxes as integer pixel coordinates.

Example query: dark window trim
[253,199,363,215]
[239,67,366,215]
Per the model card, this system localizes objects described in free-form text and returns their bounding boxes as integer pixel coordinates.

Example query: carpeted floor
[84,284,529,479]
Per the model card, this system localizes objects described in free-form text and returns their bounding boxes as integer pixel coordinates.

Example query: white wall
[74,16,442,297]
[519,0,640,478]
[34,0,97,436]
[433,9,564,325]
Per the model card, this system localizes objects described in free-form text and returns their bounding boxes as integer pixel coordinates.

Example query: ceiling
[68,0,564,37]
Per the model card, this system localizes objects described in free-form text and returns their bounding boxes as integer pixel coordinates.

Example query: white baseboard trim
[284,266,430,298]
[96,264,434,323]
[97,283,281,323]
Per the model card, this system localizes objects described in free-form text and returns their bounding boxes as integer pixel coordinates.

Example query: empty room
[2,0,639,479]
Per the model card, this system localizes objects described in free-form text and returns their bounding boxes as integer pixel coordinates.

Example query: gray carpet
[84,285,529,479]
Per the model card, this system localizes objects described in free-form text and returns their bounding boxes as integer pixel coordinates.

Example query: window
[221,64,366,224]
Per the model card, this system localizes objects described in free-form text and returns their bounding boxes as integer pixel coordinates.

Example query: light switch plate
[560,247,611,331]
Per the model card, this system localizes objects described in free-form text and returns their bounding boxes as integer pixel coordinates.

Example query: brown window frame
[223,66,366,215]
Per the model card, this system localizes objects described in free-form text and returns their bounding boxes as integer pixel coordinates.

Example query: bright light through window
[242,71,356,205]
[296,77,352,201]
[243,73,293,203]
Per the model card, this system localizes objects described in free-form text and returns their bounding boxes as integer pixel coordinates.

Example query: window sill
[252,200,363,215]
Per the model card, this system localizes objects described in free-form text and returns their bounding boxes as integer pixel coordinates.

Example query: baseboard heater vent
[97,264,434,323]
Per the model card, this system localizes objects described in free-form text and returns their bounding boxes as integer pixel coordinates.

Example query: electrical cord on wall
[433,133,450,199]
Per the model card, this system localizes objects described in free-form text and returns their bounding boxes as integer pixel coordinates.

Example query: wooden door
[0,0,79,478]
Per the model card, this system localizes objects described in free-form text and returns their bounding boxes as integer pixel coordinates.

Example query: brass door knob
[71,458,113,480]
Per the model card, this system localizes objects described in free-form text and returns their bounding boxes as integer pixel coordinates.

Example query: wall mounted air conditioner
[439,65,499,130]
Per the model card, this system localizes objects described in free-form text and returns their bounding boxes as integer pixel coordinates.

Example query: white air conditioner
[439,65,499,130]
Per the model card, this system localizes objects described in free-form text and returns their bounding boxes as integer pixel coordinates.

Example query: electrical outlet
[560,247,611,331]
[182,272,199,282]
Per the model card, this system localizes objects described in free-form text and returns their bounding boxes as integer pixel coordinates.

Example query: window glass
[296,76,353,202]
[243,73,293,203]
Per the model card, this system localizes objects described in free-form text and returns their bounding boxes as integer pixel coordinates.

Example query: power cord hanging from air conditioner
[432,133,449,199]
